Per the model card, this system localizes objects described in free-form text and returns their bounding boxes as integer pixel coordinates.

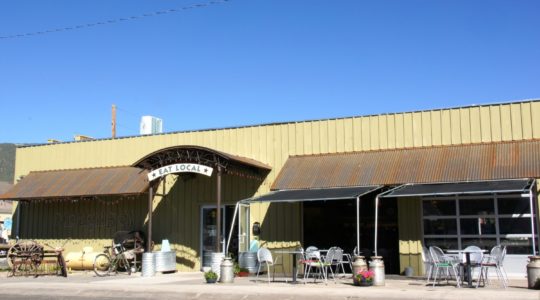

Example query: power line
[0,0,230,40]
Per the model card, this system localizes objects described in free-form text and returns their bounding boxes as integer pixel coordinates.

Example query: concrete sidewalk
[0,271,538,300]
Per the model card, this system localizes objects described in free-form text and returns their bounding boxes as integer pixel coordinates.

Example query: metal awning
[272,139,540,190]
[380,179,534,198]
[0,166,150,201]
[243,186,383,203]
[372,178,538,256]
[228,185,383,257]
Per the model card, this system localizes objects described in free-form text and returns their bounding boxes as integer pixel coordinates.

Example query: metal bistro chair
[256,247,286,283]
[303,249,329,284]
[476,245,508,288]
[336,247,353,276]
[429,246,461,287]
[421,246,434,283]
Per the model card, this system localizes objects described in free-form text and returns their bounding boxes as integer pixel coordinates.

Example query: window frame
[421,193,536,253]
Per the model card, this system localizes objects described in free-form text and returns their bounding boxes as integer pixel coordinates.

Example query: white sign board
[148,163,213,181]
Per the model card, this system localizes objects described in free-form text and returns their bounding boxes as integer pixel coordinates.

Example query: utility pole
[111,104,117,139]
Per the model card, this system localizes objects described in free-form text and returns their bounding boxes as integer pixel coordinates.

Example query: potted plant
[354,269,374,286]
[236,267,250,277]
[204,270,218,283]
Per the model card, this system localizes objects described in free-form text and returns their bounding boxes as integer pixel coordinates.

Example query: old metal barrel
[154,251,176,273]
[141,252,155,277]
[211,252,224,278]
[369,256,385,286]
[239,251,258,274]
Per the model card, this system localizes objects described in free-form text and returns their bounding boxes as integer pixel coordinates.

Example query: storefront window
[499,218,532,234]
[424,219,457,235]
[423,194,536,255]
[459,198,494,215]
[498,197,531,215]
[423,238,458,251]
[423,199,455,216]
[461,238,497,250]
[500,237,534,254]
[460,218,496,235]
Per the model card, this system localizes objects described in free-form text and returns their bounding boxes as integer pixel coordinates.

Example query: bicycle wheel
[116,254,132,275]
[93,254,111,277]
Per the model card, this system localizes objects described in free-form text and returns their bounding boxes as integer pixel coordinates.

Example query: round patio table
[446,249,487,288]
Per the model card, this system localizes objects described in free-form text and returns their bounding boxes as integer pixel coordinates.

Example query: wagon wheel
[7,241,44,276]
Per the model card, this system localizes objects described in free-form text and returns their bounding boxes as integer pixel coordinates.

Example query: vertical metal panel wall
[12,100,540,271]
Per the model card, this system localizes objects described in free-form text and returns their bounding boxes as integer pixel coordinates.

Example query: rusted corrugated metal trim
[272,139,540,190]
[0,166,149,201]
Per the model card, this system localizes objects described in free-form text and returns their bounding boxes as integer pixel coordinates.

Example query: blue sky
[0,0,539,144]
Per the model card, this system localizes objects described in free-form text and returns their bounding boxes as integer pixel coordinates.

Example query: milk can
[369,256,385,286]
[527,256,540,289]
[352,256,368,276]
[219,256,234,283]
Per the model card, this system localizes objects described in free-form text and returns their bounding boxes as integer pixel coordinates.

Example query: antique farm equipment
[7,240,67,277]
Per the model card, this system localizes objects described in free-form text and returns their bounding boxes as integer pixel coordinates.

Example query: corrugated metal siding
[11,100,540,271]
[15,194,148,253]
[398,198,423,276]
[272,140,540,190]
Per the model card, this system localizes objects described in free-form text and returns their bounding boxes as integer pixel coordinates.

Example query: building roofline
[17,98,540,149]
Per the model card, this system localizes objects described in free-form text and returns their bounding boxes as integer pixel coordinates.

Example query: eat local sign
[148,163,214,181]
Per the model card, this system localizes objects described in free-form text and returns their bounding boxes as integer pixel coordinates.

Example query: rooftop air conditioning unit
[140,116,163,135]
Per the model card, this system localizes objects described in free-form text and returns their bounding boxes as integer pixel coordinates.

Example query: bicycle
[93,244,132,277]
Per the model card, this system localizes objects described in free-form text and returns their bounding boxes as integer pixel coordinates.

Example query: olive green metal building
[2,99,540,276]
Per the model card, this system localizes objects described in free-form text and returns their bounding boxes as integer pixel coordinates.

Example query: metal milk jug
[352,256,368,276]
[369,256,385,286]
[527,256,540,289]
[219,256,234,283]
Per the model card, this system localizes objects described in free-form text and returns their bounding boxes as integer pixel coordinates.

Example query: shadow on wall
[258,201,302,248]
[151,172,262,270]
[12,195,149,241]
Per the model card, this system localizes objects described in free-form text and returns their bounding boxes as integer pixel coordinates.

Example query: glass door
[201,206,225,268]
[238,203,250,252]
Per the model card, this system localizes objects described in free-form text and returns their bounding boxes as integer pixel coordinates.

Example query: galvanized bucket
[141,252,156,277]
[154,251,176,273]
[239,252,258,274]
[211,252,225,278]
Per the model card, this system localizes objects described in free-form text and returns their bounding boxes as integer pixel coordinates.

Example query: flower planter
[236,271,250,277]
[354,269,374,286]
[354,279,373,286]
[206,278,217,284]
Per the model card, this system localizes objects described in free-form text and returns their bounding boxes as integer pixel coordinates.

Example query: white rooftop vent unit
[140,116,163,135]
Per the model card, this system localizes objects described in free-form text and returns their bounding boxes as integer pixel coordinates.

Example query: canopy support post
[529,186,537,255]
[216,166,222,253]
[356,196,360,255]
[147,185,153,252]
[535,182,540,255]
[374,195,379,256]
[226,202,240,256]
